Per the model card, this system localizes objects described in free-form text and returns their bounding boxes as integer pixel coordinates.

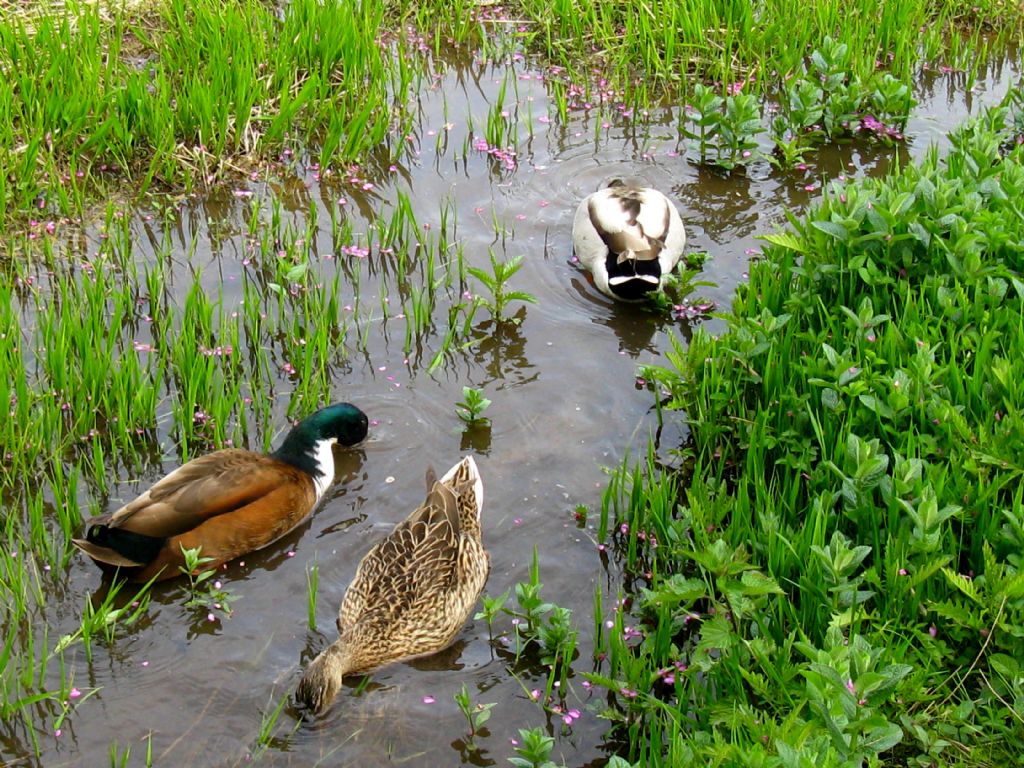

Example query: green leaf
[812,220,851,241]
[821,388,840,411]
[822,343,840,367]
[862,721,904,753]
[641,574,708,606]
[890,191,916,217]
[942,568,983,605]
[989,653,1021,680]
[740,570,784,596]
[930,599,976,627]
[697,614,734,651]
[858,394,894,419]
[837,366,861,387]
[759,232,807,252]
[1002,571,1024,599]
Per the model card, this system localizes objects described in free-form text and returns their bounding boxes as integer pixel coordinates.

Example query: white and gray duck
[572,178,687,301]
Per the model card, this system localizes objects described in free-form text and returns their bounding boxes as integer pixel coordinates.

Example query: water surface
[6,41,1021,768]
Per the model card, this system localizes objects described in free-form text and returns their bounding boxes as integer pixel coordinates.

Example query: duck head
[272,403,369,500]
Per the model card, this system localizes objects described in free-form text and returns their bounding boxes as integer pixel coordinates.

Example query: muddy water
[14,47,1020,768]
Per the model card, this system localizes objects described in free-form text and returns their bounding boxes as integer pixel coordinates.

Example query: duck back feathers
[295,456,488,714]
[572,178,686,301]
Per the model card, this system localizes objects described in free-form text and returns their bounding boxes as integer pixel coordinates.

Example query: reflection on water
[4,39,1020,768]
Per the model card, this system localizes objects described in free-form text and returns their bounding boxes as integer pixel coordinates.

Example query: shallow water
[4,42,1020,768]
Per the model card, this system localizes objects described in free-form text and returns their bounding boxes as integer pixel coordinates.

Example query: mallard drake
[572,178,687,301]
[72,403,369,583]
[295,455,488,714]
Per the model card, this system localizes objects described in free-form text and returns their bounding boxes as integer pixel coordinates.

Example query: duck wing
[96,450,304,538]
[588,188,671,263]
[339,479,461,629]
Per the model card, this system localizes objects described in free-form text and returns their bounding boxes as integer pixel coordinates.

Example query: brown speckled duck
[295,456,488,714]
[572,178,687,301]
[72,403,369,582]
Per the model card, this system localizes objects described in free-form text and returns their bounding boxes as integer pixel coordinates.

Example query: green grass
[2,0,1021,232]
[595,90,1024,765]
[0,0,420,231]
[514,0,1020,105]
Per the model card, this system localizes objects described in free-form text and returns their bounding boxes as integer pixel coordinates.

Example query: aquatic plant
[595,92,1024,765]
[508,727,563,768]
[107,733,152,768]
[501,550,579,695]
[0,0,422,231]
[515,0,1019,110]
[455,386,492,427]
[682,85,723,165]
[682,85,762,171]
[0,2,1021,764]
[767,36,918,164]
[54,581,153,664]
[646,257,716,319]
[250,688,298,760]
[454,682,496,751]
[474,588,511,634]
[180,546,236,618]
[306,562,320,632]
[467,252,538,324]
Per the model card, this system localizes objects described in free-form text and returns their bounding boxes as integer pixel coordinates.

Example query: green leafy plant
[682,85,762,171]
[501,549,578,686]
[797,631,913,765]
[505,548,554,639]
[682,84,723,164]
[717,92,763,169]
[474,588,511,633]
[647,258,717,315]
[870,73,913,129]
[597,96,1024,765]
[454,683,496,751]
[508,726,562,768]
[180,545,236,616]
[54,579,153,662]
[468,252,537,323]
[456,386,492,426]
